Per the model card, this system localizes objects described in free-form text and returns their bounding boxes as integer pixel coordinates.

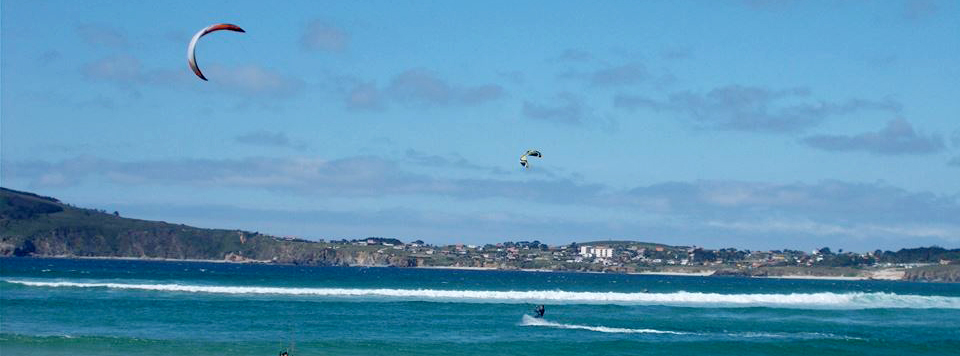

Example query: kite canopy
[187,23,245,81]
[520,149,542,168]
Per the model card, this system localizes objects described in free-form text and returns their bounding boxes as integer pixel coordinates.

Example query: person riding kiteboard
[534,305,545,318]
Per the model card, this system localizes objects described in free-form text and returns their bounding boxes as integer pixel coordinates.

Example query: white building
[580,246,592,256]
[594,247,613,258]
[580,245,613,258]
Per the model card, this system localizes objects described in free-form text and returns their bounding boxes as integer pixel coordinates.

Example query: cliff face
[712,266,865,278]
[903,265,960,283]
[265,247,416,267]
[1,231,417,267]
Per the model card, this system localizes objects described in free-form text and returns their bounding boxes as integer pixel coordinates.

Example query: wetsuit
[535,305,545,318]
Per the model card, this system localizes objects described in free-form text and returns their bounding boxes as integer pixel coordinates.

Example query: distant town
[278,236,959,275]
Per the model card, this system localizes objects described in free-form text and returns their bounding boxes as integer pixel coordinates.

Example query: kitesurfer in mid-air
[534,305,545,318]
[520,149,542,168]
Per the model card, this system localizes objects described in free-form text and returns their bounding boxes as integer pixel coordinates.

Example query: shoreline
[381,264,909,281]
[758,275,867,281]
[21,255,274,264]
[2,255,912,282]
[414,266,499,271]
[634,271,716,277]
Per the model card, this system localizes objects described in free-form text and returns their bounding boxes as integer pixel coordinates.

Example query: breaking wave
[5,279,960,309]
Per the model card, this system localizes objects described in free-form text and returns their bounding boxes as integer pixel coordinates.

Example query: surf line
[5,279,960,309]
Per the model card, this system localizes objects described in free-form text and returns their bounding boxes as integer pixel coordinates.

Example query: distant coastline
[3,187,958,283]
[357,263,910,281]
[2,255,917,282]
[408,266,909,281]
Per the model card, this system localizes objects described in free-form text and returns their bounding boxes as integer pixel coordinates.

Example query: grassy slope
[0,187,279,259]
[579,240,678,249]
[0,188,419,266]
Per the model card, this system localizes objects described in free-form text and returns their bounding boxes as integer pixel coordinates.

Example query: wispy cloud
[522,92,588,125]
[615,85,901,133]
[112,202,631,244]
[561,62,649,87]
[9,157,958,228]
[403,149,510,175]
[948,156,960,167]
[551,49,594,63]
[902,0,939,21]
[82,55,143,85]
[81,55,303,99]
[618,180,960,228]
[7,155,958,248]
[705,219,959,242]
[38,50,61,66]
[76,24,128,48]
[388,69,504,107]
[301,20,349,52]
[235,130,306,150]
[204,64,305,98]
[114,198,960,249]
[588,62,648,87]
[741,0,799,11]
[661,47,693,61]
[339,69,504,110]
[802,118,945,155]
[497,71,525,85]
[344,82,386,111]
[4,155,599,202]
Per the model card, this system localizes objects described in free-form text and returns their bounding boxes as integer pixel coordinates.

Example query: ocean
[2,258,959,356]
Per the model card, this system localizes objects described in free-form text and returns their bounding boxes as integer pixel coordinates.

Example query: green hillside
[1,187,415,266]
[579,240,679,250]
[1,187,280,259]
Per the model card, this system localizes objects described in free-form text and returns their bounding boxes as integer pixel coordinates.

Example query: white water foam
[5,279,960,309]
[520,314,686,334]
[730,331,864,341]
[519,316,863,340]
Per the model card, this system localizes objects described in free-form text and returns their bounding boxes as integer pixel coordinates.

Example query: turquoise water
[2,258,959,355]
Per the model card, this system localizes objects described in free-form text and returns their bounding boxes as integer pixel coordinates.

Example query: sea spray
[517,315,863,340]
[520,314,686,334]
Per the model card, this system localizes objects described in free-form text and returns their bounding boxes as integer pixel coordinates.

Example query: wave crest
[5,279,959,309]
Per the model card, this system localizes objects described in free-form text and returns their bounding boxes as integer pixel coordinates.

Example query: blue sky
[2,0,958,251]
